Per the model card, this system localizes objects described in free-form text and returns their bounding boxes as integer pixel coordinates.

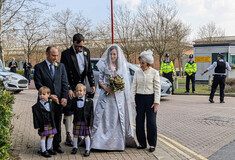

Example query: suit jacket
[8,61,18,73]
[34,60,68,100]
[71,97,94,127]
[23,62,32,76]
[32,101,56,132]
[60,46,95,90]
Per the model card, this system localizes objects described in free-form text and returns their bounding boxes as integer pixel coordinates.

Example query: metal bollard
[208,75,212,86]
[175,77,178,89]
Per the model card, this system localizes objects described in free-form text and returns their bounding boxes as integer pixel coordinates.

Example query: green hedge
[16,70,34,80]
[0,86,15,159]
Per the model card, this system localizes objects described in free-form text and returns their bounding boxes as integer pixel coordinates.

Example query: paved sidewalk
[11,89,174,160]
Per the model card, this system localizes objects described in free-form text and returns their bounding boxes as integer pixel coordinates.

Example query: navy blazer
[60,46,95,90]
[34,61,68,100]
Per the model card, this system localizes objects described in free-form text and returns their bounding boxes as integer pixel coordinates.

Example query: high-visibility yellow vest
[185,61,197,76]
[160,61,175,74]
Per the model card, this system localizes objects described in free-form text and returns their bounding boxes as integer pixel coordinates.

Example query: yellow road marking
[158,137,193,159]
[159,134,208,160]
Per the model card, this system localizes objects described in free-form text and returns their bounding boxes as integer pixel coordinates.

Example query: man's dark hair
[46,46,55,54]
[73,33,84,43]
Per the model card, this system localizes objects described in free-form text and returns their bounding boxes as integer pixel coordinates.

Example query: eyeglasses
[74,45,83,49]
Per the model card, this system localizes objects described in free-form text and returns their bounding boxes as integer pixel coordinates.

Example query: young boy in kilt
[71,83,94,157]
[32,86,57,158]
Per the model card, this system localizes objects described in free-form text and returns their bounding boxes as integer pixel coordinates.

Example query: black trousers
[135,94,157,147]
[163,72,174,93]
[209,75,226,102]
[53,103,63,148]
[186,73,195,92]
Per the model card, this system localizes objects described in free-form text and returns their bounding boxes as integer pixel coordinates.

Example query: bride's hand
[105,87,113,94]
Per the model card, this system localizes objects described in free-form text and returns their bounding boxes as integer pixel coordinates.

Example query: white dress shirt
[132,67,161,104]
[40,100,50,112]
[73,45,85,74]
[76,96,85,108]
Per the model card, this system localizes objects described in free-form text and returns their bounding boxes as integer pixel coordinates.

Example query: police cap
[218,53,224,58]
[189,54,193,58]
[165,53,170,57]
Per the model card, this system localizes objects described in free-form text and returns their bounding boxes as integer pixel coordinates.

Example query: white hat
[139,50,154,64]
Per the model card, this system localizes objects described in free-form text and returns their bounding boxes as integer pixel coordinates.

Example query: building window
[230,55,235,65]
[211,53,228,64]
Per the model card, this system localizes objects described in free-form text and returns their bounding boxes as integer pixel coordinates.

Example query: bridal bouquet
[105,74,125,96]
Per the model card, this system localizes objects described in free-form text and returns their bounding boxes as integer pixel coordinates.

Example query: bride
[91,44,136,150]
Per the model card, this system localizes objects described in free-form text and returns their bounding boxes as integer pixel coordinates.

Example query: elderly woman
[132,50,161,152]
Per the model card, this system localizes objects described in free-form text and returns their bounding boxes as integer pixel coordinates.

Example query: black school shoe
[41,151,51,158]
[71,148,78,154]
[47,149,57,155]
[84,150,90,157]
[209,98,215,103]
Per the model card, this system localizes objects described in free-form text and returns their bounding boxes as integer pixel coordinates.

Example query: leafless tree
[0,0,49,65]
[197,21,225,43]
[114,6,140,63]
[171,20,191,76]
[52,8,93,49]
[137,0,178,65]
[19,10,49,61]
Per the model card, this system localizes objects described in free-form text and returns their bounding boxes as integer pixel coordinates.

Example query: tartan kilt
[73,121,90,136]
[38,124,57,136]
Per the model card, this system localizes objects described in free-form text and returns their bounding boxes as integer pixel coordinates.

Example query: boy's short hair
[75,83,86,92]
[38,86,51,95]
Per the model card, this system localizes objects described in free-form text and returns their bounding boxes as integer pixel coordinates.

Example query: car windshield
[0,67,8,72]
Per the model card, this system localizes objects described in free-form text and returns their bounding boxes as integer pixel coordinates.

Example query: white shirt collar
[39,99,50,112]
[76,96,86,108]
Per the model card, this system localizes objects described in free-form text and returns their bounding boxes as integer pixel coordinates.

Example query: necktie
[44,101,49,105]
[49,64,54,78]
[77,98,83,101]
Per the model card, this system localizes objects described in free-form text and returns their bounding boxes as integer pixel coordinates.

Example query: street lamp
[111,0,114,44]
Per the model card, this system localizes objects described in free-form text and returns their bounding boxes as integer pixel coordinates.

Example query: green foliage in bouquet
[105,74,125,96]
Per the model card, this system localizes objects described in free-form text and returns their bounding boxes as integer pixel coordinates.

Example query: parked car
[86,58,172,97]
[0,67,28,93]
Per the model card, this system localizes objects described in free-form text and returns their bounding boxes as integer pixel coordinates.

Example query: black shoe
[47,149,57,155]
[185,91,189,93]
[41,151,51,158]
[84,150,90,157]
[71,148,78,154]
[65,132,73,147]
[149,147,155,152]
[209,99,214,103]
[54,146,64,153]
[220,101,225,103]
[137,145,146,149]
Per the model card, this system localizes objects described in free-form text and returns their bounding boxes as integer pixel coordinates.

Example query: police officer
[160,53,175,94]
[201,53,231,103]
[184,54,197,93]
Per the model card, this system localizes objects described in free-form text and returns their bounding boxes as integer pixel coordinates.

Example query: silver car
[87,58,172,97]
[0,67,28,93]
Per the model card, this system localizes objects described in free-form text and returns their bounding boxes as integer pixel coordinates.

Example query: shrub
[0,85,15,159]
[225,78,235,93]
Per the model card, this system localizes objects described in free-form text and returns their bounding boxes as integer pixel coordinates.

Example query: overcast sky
[49,0,235,40]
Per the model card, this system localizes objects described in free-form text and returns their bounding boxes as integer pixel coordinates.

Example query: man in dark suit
[60,33,95,146]
[34,46,68,153]
[23,58,32,85]
[8,57,18,73]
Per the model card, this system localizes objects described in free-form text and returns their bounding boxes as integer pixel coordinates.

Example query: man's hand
[68,90,74,99]
[51,94,59,104]
[151,103,158,113]
[61,98,67,107]
[91,86,96,94]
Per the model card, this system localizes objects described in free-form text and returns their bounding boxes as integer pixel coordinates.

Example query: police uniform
[184,54,197,93]
[204,54,231,103]
[160,53,175,94]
